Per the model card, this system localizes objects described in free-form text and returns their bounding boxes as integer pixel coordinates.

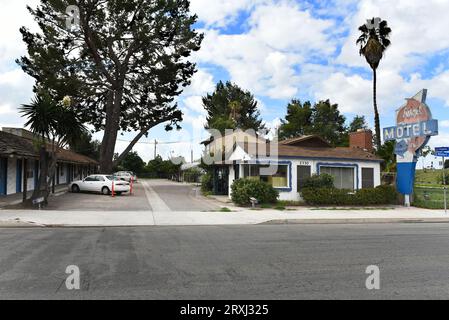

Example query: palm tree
[20,91,86,204]
[357,17,392,150]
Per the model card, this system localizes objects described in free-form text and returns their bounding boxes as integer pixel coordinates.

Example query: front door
[214,166,229,196]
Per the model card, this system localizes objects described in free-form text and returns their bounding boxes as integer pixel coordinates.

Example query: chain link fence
[413,186,447,209]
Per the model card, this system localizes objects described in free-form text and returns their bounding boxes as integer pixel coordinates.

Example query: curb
[259,218,449,225]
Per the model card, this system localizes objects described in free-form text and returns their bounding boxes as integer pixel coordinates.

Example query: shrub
[231,179,279,206]
[302,185,398,206]
[303,173,334,189]
[201,172,213,193]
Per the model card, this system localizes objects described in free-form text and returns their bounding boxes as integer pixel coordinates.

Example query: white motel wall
[1,158,101,196]
[227,158,381,202]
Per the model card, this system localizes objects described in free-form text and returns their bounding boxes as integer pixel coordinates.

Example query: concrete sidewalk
[0,185,68,209]
[0,206,447,227]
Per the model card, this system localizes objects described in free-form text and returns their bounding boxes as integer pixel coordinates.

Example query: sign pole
[443,157,447,214]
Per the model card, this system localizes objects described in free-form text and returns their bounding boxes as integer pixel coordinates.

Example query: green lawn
[415,169,446,186]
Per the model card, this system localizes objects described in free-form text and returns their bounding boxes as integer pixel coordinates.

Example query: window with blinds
[320,166,355,190]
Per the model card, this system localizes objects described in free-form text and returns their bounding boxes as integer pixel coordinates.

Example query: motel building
[0,128,98,197]
[204,130,382,201]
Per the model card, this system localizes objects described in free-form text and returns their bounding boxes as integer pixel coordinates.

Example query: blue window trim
[317,162,359,190]
[271,155,382,163]
[16,159,22,193]
[240,160,292,192]
[0,157,7,196]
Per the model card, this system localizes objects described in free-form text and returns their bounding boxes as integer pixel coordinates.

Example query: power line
[116,138,200,145]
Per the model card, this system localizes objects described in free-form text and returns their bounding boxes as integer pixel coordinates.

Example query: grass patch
[219,207,232,212]
[310,207,394,211]
[276,200,307,207]
[274,206,286,211]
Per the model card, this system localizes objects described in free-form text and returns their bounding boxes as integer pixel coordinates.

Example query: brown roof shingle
[240,142,382,162]
[0,131,98,165]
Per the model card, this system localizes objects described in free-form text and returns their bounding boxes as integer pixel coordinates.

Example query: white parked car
[69,175,130,195]
[114,171,138,182]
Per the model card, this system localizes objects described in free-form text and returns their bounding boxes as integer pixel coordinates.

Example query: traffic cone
[111,180,115,198]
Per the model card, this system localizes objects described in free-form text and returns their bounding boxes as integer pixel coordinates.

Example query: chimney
[349,129,373,152]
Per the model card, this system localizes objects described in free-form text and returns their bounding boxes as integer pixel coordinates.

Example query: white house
[208,130,383,201]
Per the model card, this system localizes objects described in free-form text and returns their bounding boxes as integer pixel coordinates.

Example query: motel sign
[383,89,439,206]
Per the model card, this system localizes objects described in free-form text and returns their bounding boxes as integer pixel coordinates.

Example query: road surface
[1,223,449,299]
[45,179,220,212]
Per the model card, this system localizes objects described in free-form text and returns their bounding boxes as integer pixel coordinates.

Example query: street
[1,223,449,299]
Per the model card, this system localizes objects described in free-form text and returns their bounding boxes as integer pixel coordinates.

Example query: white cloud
[194,1,335,100]
[182,68,215,96]
[440,120,449,128]
[338,0,449,72]
[183,96,206,115]
[0,0,39,72]
[190,0,262,27]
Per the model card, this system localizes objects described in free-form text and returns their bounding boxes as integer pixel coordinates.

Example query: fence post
[443,157,447,214]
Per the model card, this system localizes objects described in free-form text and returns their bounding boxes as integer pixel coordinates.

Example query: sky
[1,0,449,168]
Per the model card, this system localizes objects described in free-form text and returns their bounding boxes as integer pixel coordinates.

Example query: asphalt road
[1,223,449,299]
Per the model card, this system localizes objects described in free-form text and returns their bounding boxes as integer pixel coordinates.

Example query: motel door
[214,166,229,196]
[0,158,7,196]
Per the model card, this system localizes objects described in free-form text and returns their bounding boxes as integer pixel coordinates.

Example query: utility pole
[191,149,194,163]
[154,139,158,159]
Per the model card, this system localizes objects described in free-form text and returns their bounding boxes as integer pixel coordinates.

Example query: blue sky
[1,0,449,166]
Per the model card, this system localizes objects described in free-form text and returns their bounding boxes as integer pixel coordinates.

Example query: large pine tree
[17,0,203,173]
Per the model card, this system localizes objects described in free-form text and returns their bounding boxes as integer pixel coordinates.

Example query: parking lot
[45,179,220,212]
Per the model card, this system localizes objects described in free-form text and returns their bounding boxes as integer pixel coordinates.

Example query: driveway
[45,179,220,212]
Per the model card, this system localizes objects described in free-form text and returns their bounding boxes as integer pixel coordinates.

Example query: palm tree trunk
[373,68,381,150]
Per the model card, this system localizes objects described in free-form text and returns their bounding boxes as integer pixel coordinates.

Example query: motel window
[243,164,289,189]
[297,165,311,191]
[362,168,375,189]
[320,166,355,190]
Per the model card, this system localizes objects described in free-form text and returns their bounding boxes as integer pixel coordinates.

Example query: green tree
[20,91,86,204]
[278,99,347,146]
[18,0,203,173]
[311,100,347,146]
[204,81,265,134]
[377,140,396,172]
[69,132,100,161]
[348,115,368,133]
[278,100,313,140]
[118,151,145,174]
[357,17,392,150]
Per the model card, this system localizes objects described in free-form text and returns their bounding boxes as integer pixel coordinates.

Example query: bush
[231,179,279,206]
[302,185,398,206]
[303,174,334,189]
[201,172,213,193]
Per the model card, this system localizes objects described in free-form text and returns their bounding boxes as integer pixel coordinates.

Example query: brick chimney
[349,129,373,152]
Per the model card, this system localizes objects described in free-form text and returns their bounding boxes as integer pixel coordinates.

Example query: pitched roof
[0,131,98,165]
[238,142,382,162]
[280,135,332,148]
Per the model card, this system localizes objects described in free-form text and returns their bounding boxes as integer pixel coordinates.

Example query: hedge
[231,179,279,206]
[302,185,398,206]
